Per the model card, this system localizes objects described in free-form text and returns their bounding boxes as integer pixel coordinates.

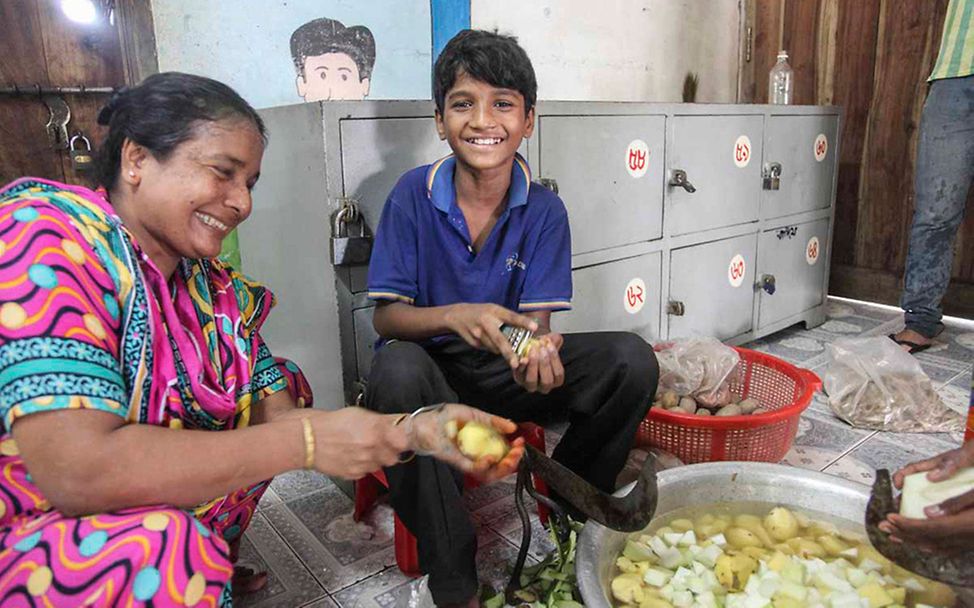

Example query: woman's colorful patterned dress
[0,178,304,606]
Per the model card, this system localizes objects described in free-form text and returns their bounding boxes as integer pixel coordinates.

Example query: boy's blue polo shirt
[367,153,572,319]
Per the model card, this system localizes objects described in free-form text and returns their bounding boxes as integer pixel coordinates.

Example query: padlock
[70,134,94,173]
[330,206,373,266]
[763,162,782,191]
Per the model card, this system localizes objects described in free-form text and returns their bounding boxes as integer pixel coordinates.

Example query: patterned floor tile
[490,509,558,562]
[790,410,873,455]
[234,513,328,608]
[262,486,396,593]
[331,528,523,607]
[270,469,336,503]
[913,352,972,386]
[301,595,341,607]
[822,432,959,487]
[257,486,283,509]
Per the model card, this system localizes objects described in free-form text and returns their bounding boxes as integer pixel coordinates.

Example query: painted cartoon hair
[433,29,537,116]
[94,72,266,190]
[290,18,376,81]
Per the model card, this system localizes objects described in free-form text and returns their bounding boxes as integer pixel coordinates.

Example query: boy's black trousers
[364,332,658,605]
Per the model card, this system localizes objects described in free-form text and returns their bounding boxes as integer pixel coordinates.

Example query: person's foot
[889,329,934,354]
[232,565,268,594]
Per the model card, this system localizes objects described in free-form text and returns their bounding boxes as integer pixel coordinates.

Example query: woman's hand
[514,333,565,394]
[879,441,974,553]
[444,303,538,368]
[300,408,411,480]
[405,403,525,482]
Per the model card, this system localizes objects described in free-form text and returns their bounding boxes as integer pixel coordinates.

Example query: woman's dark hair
[433,29,537,116]
[95,72,267,189]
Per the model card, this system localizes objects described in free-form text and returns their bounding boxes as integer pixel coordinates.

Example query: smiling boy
[365,30,658,607]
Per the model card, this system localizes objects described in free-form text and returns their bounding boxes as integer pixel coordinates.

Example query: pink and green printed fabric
[0,178,293,607]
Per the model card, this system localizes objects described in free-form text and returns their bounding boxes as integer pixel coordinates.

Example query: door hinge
[746,26,753,63]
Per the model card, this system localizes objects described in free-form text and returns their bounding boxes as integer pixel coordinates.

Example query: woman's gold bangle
[301,417,315,470]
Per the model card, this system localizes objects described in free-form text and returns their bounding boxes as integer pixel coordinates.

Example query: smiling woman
[0,72,519,607]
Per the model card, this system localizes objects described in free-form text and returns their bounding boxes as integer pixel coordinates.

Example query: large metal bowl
[576,462,971,606]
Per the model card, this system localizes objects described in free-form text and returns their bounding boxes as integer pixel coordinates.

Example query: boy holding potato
[364,30,659,607]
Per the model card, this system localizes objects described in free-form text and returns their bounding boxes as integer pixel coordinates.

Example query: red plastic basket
[636,347,822,464]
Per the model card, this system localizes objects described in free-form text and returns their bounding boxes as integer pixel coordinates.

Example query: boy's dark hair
[433,29,537,115]
[94,72,266,191]
[290,18,376,80]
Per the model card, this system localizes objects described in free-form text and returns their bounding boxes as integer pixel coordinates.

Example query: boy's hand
[878,442,974,553]
[514,333,565,394]
[444,303,539,368]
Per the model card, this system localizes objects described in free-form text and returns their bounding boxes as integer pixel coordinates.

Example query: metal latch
[666,300,686,316]
[668,169,696,193]
[775,225,798,240]
[758,274,776,295]
[538,177,559,195]
[763,162,782,190]
[330,201,372,266]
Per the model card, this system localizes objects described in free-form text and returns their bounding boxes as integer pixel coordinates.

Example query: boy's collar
[425,152,532,213]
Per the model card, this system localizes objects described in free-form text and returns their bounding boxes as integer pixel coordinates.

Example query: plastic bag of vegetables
[824,337,963,433]
[654,338,740,405]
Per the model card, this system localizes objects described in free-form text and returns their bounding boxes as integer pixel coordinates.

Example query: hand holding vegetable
[444,303,539,368]
[404,404,524,482]
[879,441,974,553]
[514,333,565,394]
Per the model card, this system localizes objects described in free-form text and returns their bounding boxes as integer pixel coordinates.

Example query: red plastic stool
[352,422,551,577]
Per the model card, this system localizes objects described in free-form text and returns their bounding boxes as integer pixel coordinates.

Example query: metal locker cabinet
[667,115,763,235]
[340,117,452,293]
[667,233,758,340]
[757,218,830,329]
[554,252,662,340]
[537,115,665,255]
[762,115,838,218]
[352,306,379,381]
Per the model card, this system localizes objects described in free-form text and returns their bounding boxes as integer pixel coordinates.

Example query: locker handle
[666,300,686,316]
[668,169,696,193]
[538,177,559,195]
[758,274,776,295]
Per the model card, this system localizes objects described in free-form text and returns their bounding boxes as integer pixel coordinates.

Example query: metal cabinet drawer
[757,219,830,328]
[667,233,758,340]
[554,252,662,340]
[667,115,763,235]
[762,115,838,218]
[538,115,665,254]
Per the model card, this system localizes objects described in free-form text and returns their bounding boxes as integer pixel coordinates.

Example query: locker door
[554,252,662,340]
[762,115,838,218]
[352,306,379,380]
[667,115,763,235]
[538,115,665,254]
[757,219,830,328]
[341,117,452,292]
[667,233,758,340]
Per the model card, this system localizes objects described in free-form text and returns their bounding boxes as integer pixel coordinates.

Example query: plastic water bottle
[769,51,794,104]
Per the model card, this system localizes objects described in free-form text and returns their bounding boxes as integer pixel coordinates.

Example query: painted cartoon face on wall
[297,52,371,101]
[290,17,376,103]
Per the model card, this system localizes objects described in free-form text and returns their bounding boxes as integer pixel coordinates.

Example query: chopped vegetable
[899,468,974,519]
[611,505,955,608]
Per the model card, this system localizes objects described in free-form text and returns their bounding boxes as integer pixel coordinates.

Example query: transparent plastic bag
[654,338,740,405]
[823,337,964,433]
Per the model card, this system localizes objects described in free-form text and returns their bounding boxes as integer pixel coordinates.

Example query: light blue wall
[154,0,434,108]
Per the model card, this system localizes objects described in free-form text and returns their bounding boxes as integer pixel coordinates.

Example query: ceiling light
[61,0,98,24]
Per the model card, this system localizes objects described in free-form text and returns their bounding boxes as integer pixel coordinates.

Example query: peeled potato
[725,527,763,549]
[454,421,509,461]
[764,507,800,541]
[735,514,775,547]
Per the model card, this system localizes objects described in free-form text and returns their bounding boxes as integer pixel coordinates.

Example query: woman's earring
[128,170,136,177]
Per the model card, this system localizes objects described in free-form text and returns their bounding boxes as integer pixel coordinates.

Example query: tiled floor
[237,298,973,607]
